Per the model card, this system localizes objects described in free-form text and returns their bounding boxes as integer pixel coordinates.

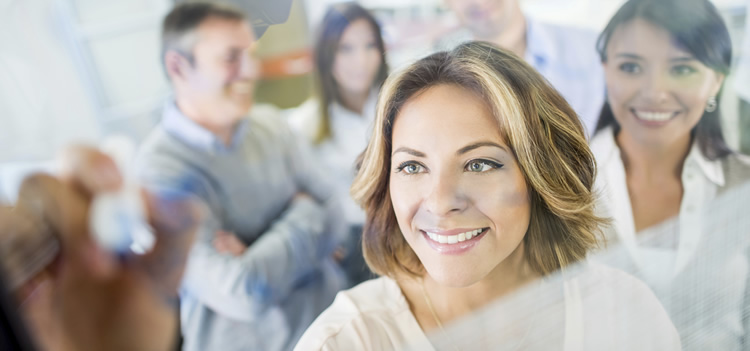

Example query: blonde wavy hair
[351,41,605,278]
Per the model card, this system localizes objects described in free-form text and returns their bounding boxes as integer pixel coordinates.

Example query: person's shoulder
[137,125,191,167]
[530,19,600,65]
[139,124,171,153]
[723,152,750,174]
[535,20,598,45]
[574,263,682,349]
[136,125,210,191]
[294,277,410,351]
[247,103,286,130]
[575,263,667,324]
[718,152,750,195]
[577,262,647,288]
[589,127,618,166]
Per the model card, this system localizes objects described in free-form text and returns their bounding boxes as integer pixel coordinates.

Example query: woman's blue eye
[619,62,641,74]
[404,164,422,174]
[465,160,502,173]
[671,65,696,76]
[396,162,424,174]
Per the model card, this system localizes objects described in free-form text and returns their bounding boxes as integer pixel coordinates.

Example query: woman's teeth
[425,228,485,244]
[634,110,674,122]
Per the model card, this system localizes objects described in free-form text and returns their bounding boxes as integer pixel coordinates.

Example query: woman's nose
[422,171,468,217]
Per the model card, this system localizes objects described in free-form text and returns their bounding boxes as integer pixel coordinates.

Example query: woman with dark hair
[288,2,388,285]
[591,0,750,349]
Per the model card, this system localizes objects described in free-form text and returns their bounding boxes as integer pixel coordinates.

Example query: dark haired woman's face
[603,18,724,147]
[332,19,382,99]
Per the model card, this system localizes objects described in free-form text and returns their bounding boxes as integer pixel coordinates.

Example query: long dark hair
[313,2,388,144]
[594,0,733,160]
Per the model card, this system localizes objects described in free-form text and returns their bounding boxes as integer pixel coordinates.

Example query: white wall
[0,0,100,163]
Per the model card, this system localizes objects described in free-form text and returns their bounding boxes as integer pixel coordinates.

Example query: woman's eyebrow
[456,141,508,156]
[392,146,426,157]
[669,56,696,63]
[614,53,642,60]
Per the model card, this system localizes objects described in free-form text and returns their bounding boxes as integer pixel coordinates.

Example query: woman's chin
[424,264,486,288]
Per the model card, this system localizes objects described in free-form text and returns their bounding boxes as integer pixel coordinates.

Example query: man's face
[177,17,259,127]
[444,0,516,39]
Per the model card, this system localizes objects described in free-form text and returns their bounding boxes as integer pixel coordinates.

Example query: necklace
[420,279,459,351]
[420,278,542,351]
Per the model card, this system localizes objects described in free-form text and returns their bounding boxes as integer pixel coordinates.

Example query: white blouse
[591,126,750,350]
[294,263,680,351]
[287,90,378,226]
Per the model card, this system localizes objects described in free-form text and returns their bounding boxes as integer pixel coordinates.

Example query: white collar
[592,126,724,187]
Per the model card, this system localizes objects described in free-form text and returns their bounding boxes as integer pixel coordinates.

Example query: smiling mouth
[631,109,678,122]
[423,228,488,245]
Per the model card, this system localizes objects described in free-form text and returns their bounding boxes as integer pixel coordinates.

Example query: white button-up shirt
[591,126,750,350]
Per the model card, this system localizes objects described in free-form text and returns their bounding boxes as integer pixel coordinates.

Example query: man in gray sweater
[136,3,347,350]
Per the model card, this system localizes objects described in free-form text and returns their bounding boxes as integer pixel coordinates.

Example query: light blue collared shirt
[436,17,605,137]
[524,19,604,137]
[161,101,248,153]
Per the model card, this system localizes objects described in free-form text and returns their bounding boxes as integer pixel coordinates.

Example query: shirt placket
[675,158,711,275]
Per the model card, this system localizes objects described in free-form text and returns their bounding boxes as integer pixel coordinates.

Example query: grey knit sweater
[137,102,347,351]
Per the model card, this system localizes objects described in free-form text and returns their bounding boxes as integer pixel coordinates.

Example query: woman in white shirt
[590,0,750,349]
[288,2,388,285]
[294,41,680,351]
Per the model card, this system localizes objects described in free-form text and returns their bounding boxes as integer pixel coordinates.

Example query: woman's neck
[400,242,539,332]
[615,130,692,182]
[337,88,369,115]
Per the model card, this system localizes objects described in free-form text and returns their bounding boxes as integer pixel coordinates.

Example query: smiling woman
[590,0,750,349]
[388,84,533,288]
[294,41,681,351]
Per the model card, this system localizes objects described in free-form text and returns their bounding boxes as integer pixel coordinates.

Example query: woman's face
[332,19,382,99]
[603,18,724,147]
[389,84,531,287]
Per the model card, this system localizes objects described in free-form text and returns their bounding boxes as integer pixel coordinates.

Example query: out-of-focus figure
[591,0,750,349]
[439,0,604,137]
[288,2,389,286]
[295,41,680,351]
[0,145,201,351]
[737,4,750,154]
[136,3,347,350]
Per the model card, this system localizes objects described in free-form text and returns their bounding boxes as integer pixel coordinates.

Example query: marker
[89,136,154,254]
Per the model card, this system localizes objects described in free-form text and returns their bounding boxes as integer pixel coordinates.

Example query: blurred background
[0,0,747,201]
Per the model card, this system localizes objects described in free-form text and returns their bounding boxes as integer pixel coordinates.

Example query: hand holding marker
[89,136,155,254]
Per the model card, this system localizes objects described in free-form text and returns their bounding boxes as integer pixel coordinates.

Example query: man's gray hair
[161,2,246,70]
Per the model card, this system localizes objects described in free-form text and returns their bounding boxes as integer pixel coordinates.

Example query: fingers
[213,236,230,254]
[14,173,117,279]
[58,144,123,197]
[213,234,245,256]
[0,206,58,292]
[137,190,203,296]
